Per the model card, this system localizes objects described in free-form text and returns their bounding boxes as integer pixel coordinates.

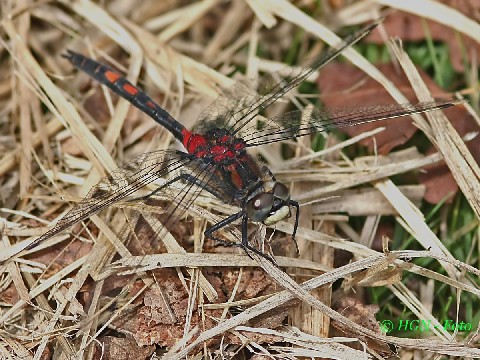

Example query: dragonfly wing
[193,79,260,133]
[241,100,460,147]
[194,22,379,136]
[28,150,194,249]
[117,158,244,254]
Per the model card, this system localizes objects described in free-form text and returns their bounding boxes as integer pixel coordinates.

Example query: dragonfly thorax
[182,128,247,164]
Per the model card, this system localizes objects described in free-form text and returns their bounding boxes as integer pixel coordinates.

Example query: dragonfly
[24,22,460,259]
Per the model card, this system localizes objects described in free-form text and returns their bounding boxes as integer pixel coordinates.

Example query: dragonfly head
[245,182,291,225]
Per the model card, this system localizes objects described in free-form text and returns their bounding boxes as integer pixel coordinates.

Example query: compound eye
[273,182,290,201]
[246,193,274,222]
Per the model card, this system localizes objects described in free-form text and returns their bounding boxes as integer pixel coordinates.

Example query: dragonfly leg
[204,207,278,264]
[204,210,244,244]
[263,166,300,255]
[289,200,300,255]
[239,213,278,265]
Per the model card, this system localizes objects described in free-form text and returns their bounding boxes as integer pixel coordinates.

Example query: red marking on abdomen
[184,133,207,154]
[146,101,156,109]
[123,83,139,95]
[181,129,192,148]
[105,70,120,83]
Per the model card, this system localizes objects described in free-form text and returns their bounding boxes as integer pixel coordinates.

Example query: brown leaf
[0,283,20,305]
[418,104,480,203]
[318,61,479,203]
[93,336,154,360]
[418,149,458,204]
[367,2,480,72]
[250,356,276,360]
[228,329,283,346]
[112,277,190,347]
[334,297,380,331]
[222,268,276,299]
[333,297,393,356]
[125,211,188,256]
[317,62,451,154]
[112,275,223,348]
[38,345,53,360]
[110,268,284,350]
[27,240,92,277]
[226,301,296,345]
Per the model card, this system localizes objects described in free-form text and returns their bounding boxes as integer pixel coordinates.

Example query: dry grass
[1,0,480,359]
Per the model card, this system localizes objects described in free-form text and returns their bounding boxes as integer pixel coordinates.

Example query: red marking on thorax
[211,145,237,162]
[104,70,120,83]
[215,151,235,162]
[226,163,243,189]
[210,145,225,156]
[123,83,139,95]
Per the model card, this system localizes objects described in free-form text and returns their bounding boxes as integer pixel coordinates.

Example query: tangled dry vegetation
[1,0,480,359]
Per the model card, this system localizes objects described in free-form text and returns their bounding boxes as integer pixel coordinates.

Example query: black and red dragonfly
[25,22,459,257]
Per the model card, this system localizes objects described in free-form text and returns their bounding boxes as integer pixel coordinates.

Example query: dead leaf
[228,329,283,346]
[222,268,276,299]
[27,240,92,277]
[334,296,381,331]
[333,296,393,356]
[419,106,480,203]
[93,336,155,360]
[38,345,52,360]
[368,2,480,72]
[113,277,190,347]
[112,274,223,348]
[371,223,395,252]
[0,284,20,305]
[344,258,403,289]
[226,302,295,345]
[318,62,454,154]
[418,147,459,203]
[318,62,478,203]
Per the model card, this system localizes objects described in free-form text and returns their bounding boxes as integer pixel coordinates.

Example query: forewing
[124,157,245,256]
[28,150,193,249]
[241,100,459,147]
[194,22,378,136]
[193,79,259,134]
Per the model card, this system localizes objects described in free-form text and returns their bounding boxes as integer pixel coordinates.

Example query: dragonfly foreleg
[204,210,244,244]
[289,199,300,255]
[204,212,278,264]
